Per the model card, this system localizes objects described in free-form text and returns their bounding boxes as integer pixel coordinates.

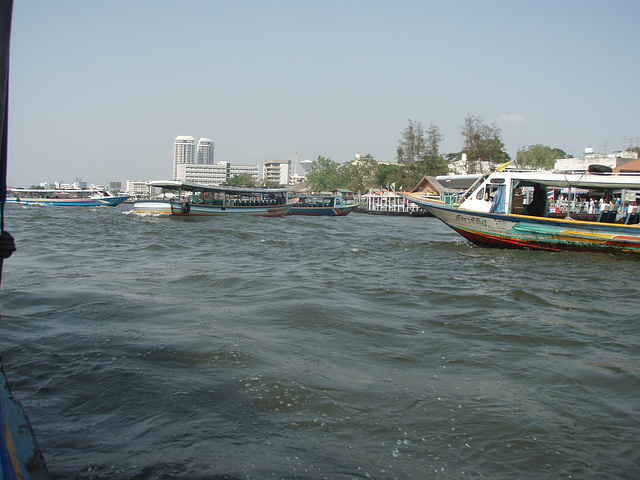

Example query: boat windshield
[457,172,491,204]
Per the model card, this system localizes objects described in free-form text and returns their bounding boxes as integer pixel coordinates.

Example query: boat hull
[406,194,640,256]
[7,196,130,207]
[134,200,292,217]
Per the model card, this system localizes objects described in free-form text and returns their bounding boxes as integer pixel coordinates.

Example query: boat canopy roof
[146,180,291,194]
[487,170,640,191]
[9,188,107,193]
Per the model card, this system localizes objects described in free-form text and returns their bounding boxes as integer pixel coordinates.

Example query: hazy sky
[7,0,640,187]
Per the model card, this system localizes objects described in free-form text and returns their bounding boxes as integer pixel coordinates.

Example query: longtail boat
[404,164,640,256]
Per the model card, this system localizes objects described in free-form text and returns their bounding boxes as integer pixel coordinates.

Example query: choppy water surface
[1,204,639,480]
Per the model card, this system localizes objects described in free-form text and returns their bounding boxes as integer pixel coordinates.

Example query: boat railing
[547,200,640,224]
[550,199,629,216]
[442,193,462,205]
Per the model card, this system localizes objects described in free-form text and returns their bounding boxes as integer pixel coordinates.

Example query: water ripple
[0,205,638,479]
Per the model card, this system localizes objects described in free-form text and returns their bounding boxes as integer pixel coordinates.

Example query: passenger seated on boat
[525,185,547,217]
[598,203,618,223]
[625,205,640,224]
[511,188,524,214]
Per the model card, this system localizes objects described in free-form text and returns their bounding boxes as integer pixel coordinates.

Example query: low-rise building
[126,180,149,198]
[262,160,291,185]
[448,153,494,175]
[228,163,260,182]
[175,161,259,186]
[555,147,638,172]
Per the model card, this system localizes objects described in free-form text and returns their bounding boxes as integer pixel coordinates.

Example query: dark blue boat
[289,194,359,216]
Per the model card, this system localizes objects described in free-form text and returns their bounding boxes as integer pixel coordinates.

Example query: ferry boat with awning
[7,188,130,206]
[403,164,640,256]
[133,181,294,217]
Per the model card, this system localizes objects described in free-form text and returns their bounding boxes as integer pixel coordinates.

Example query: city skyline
[6,0,640,187]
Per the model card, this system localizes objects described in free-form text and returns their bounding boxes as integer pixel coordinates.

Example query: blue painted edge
[0,359,50,480]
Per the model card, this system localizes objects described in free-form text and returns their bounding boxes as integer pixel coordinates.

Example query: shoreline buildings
[172,135,260,186]
[124,136,305,198]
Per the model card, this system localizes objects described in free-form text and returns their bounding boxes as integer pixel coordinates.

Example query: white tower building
[173,135,195,180]
[197,138,215,165]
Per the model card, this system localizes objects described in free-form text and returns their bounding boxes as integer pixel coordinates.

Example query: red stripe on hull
[453,227,640,256]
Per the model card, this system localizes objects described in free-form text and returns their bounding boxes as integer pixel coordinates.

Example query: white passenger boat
[133,181,294,217]
[7,188,130,206]
[404,164,640,256]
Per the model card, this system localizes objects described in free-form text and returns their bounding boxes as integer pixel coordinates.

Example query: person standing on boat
[526,185,547,217]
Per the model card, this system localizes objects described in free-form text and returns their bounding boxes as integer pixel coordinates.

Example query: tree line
[229,113,595,192]
[304,114,569,193]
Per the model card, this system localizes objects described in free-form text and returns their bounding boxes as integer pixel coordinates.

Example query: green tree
[262,180,281,188]
[397,120,428,164]
[396,120,449,188]
[461,114,510,172]
[422,154,449,177]
[426,124,443,156]
[305,156,342,192]
[376,163,399,189]
[226,173,256,187]
[339,154,379,193]
[422,123,449,177]
[516,144,566,170]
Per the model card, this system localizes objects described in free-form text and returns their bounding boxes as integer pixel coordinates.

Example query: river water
[0,204,638,480]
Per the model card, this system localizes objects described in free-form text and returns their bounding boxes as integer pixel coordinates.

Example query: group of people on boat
[187,192,287,207]
[549,192,638,221]
[192,197,282,207]
[480,179,639,224]
[297,197,336,207]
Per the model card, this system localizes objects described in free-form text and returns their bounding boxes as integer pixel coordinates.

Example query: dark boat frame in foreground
[0,1,51,477]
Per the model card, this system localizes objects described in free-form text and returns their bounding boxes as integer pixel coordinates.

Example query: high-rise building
[173,135,195,180]
[197,138,215,165]
[170,134,260,186]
